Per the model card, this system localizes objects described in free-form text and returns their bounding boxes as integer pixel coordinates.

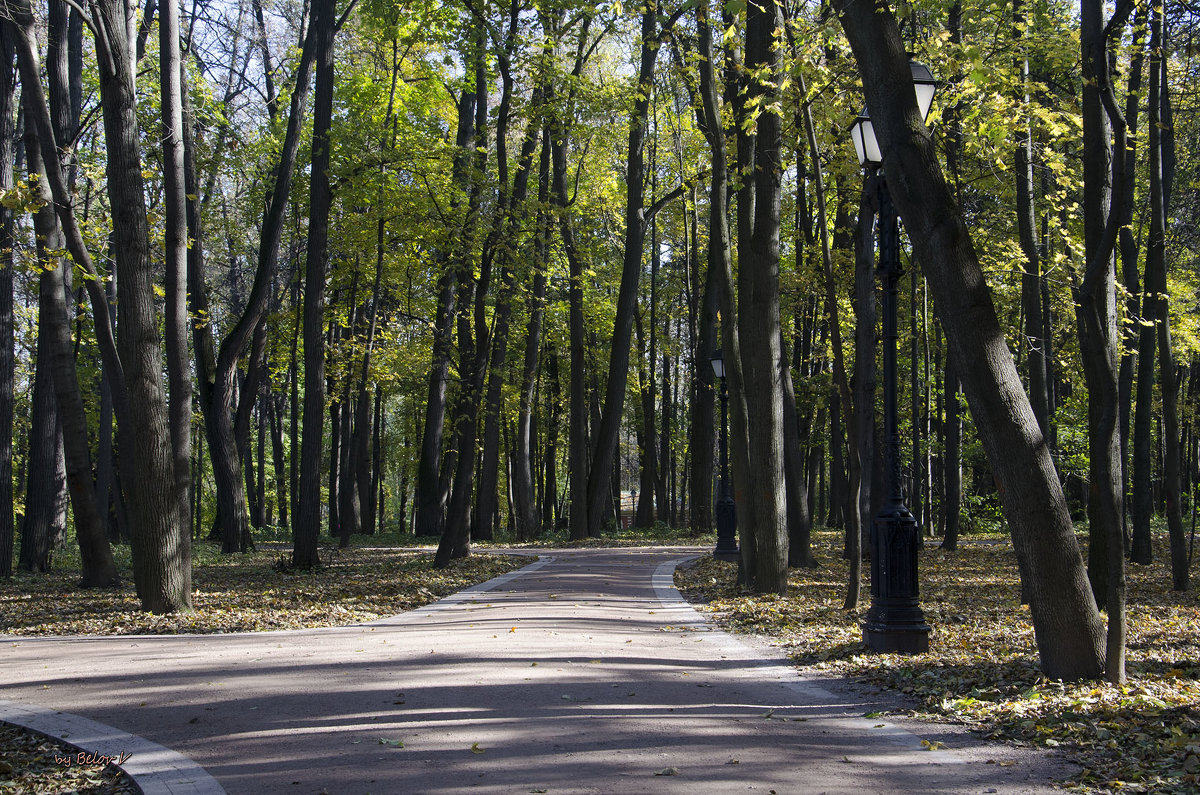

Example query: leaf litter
[674,530,1200,794]
[0,549,527,636]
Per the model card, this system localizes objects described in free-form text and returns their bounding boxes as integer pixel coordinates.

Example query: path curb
[0,699,227,794]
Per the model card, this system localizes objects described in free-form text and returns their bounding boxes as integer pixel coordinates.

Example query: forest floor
[674,528,1200,794]
[3,526,1196,793]
[0,543,526,793]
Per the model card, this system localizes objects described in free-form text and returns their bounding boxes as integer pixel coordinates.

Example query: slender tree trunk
[782,329,814,567]
[555,131,590,541]
[1014,0,1049,441]
[942,355,962,550]
[1147,5,1185,590]
[0,20,13,579]
[161,0,191,547]
[414,87,477,540]
[696,0,755,584]
[512,134,551,540]
[20,311,65,574]
[475,107,541,541]
[1118,6,1147,555]
[269,392,287,529]
[189,15,316,554]
[435,47,490,566]
[26,116,117,586]
[293,0,337,569]
[542,345,561,533]
[854,180,878,555]
[583,3,662,539]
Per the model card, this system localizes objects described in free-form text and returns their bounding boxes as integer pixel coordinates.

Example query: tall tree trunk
[189,15,317,554]
[1118,6,1147,556]
[1014,0,1050,441]
[782,330,814,567]
[542,345,561,533]
[854,180,878,555]
[1148,4,1185,590]
[414,87,476,540]
[688,238,718,534]
[0,20,13,579]
[735,0,788,593]
[435,46,490,567]
[695,0,755,584]
[10,0,190,609]
[942,354,962,550]
[26,109,117,586]
[293,0,336,569]
[269,391,288,529]
[835,0,1106,680]
[512,133,551,540]
[475,101,541,542]
[160,0,191,547]
[583,3,663,539]
[19,315,64,574]
[1077,0,1131,682]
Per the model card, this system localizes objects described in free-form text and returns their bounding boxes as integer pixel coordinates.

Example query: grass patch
[675,529,1200,794]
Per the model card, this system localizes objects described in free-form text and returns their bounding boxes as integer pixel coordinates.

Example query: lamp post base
[863,502,930,654]
[863,613,930,653]
[713,497,738,561]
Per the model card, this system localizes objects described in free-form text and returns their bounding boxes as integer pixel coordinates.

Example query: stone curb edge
[0,699,227,795]
[650,556,962,765]
[0,553,554,793]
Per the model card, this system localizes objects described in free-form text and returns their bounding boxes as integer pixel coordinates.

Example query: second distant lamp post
[710,349,738,561]
[848,60,936,654]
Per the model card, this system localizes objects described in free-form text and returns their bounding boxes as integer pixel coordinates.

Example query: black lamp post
[849,61,935,654]
[710,349,738,561]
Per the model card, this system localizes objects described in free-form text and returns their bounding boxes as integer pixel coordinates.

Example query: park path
[2,548,1068,794]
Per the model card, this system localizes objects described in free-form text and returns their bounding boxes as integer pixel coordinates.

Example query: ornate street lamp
[710,349,738,561]
[849,60,936,654]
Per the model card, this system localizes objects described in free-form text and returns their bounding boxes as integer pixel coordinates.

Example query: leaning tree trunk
[835,0,1105,680]
[583,2,663,539]
[11,0,188,609]
[25,118,117,587]
[191,17,317,555]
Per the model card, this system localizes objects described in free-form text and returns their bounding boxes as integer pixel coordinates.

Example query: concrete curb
[650,556,963,766]
[0,699,227,795]
[0,553,553,793]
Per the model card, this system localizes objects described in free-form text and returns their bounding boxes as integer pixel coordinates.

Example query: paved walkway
[2,548,1068,793]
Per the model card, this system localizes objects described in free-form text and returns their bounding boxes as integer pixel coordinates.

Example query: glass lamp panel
[909,61,937,120]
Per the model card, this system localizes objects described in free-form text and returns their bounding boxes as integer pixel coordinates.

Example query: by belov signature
[53,751,133,767]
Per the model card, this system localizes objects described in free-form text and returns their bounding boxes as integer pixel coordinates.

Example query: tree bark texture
[584,3,661,538]
[26,116,118,587]
[836,0,1105,679]
[161,0,192,557]
[294,0,337,569]
[0,20,13,578]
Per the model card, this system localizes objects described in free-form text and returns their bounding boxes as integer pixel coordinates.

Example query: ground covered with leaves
[675,529,1200,793]
[0,723,137,794]
[0,544,529,636]
[1,543,529,791]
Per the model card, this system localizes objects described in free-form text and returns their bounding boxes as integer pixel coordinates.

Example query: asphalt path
[2,547,1071,794]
